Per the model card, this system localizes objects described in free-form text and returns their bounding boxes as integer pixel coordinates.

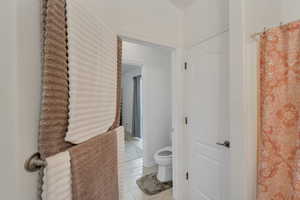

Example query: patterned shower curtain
[257,21,300,199]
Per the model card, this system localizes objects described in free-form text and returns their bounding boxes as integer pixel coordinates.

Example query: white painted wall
[16,0,42,199]
[0,0,41,199]
[123,41,173,167]
[119,0,183,48]
[280,0,300,22]
[183,0,229,47]
[0,0,18,199]
[84,0,120,33]
[122,66,142,135]
[78,0,184,48]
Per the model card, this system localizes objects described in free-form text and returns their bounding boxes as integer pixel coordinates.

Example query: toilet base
[157,165,172,182]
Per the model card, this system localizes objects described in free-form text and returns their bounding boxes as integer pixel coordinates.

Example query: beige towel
[111,37,123,130]
[117,127,125,200]
[38,0,72,159]
[69,128,120,200]
[42,151,72,200]
[65,0,118,144]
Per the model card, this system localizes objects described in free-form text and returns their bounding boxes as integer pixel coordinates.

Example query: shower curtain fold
[257,20,300,200]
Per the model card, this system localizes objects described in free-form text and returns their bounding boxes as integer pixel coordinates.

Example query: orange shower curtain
[257,21,300,200]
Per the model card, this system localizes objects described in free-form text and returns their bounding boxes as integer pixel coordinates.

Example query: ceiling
[169,0,197,9]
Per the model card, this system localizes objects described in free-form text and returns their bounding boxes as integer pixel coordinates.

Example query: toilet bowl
[154,146,172,182]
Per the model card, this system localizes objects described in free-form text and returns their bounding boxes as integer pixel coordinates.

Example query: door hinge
[186,172,189,180]
[184,62,188,70]
[184,117,188,125]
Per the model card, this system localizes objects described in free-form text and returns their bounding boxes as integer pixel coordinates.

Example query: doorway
[184,32,230,200]
[122,64,143,163]
[121,39,174,199]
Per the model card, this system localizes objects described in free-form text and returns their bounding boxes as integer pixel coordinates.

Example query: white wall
[0,0,18,199]
[280,0,300,22]
[183,0,229,47]
[123,41,173,167]
[119,0,183,48]
[84,0,120,33]
[77,0,184,48]
[0,0,41,199]
[15,0,42,199]
[122,66,142,135]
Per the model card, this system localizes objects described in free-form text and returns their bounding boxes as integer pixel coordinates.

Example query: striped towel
[69,128,121,200]
[117,127,125,200]
[39,0,72,159]
[42,151,72,200]
[65,0,118,144]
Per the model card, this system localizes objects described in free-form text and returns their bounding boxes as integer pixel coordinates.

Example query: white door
[185,32,230,200]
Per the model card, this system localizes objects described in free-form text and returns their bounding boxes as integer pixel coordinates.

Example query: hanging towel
[42,151,72,200]
[65,0,118,144]
[117,127,125,200]
[39,0,72,159]
[69,128,122,200]
[111,37,123,130]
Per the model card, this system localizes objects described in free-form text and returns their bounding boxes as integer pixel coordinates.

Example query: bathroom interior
[121,40,173,199]
[3,0,300,200]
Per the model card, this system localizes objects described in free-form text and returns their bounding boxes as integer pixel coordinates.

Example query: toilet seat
[154,146,172,167]
[154,146,173,182]
[154,146,172,159]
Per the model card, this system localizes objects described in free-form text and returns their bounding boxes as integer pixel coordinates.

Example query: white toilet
[154,146,172,182]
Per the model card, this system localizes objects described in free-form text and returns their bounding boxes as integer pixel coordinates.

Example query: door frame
[119,35,185,200]
[119,24,256,199]
[229,0,258,199]
[183,32,231,200]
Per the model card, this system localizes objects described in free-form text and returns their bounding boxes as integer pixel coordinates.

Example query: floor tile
[124,139,173,200]
[124,192,135,200]
[125,137,143,162]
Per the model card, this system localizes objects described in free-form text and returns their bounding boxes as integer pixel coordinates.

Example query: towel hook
[24,152,47,172]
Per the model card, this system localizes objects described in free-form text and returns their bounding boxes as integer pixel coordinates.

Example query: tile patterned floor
[124,140,173,200]
[125,138,143,162]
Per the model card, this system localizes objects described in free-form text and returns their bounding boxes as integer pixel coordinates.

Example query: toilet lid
[158,150,172,157]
